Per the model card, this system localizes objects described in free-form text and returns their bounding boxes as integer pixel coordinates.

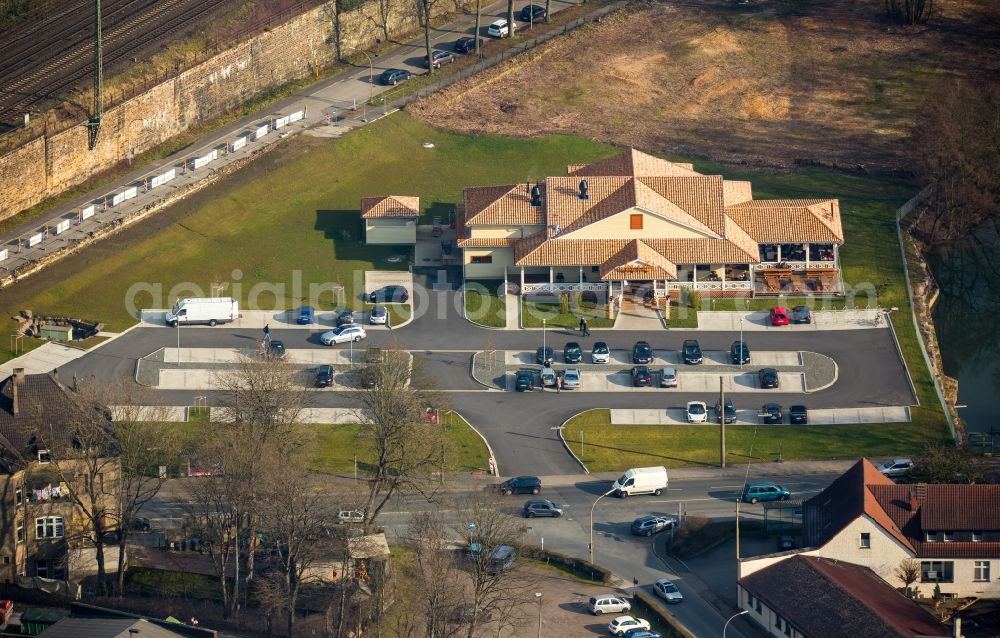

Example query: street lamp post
[542,318,547,362]
[589,488,616,565]
[535,592,542,638]
[739,316,744,370]
[724,609,749,637]
[347,47,374,122]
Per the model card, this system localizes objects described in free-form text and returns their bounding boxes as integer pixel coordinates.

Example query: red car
[769,307,790,326]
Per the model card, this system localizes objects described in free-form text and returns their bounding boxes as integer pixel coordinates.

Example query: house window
[943,531,955,542]
[974,561,990,582]
[746,593,754,609]
[630,214,643,230]
[16,522,24,543]
[925,531,938,542]
[470,255,493,264]
[755,598,761,613]
[14,486,22,504]
[921,561,954,583]
[35,516,64,539]
[972,532,984,542]
[35,561,47,578]
[775,615,784,629]
[591,266,599,273]
[37,450,51,464]
[785,622,792,637]
[2,556,9,565]
[859,532,871,549]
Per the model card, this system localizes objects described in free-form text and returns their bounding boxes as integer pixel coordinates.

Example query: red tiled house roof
[360,195,420,219]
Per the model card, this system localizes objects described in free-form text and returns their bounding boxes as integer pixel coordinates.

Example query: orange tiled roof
[360,195,420,219]
[726,199,843,243]
[567,148,702,178]
[456,237,514,248]
[514,236,758,267]
[599,240,678,281]
[463,184,545,226]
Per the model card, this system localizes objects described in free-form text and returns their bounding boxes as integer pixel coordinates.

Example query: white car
[562,367,581,390]
[878,458,913,477]
[540,366,557,388]
[660,366,678,388]
[588,595,630,615]
[369,305,387,325]
[592,342,610,364]
[653,578,684,603]
[337,509,364,524]
[320,325,367,345]
[487,18,515,38]
[608,616,650,636]
[686,401,708,423]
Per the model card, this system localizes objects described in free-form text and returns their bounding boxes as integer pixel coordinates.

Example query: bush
[560,294,570,314]
[688,290,702,309]
[520,546,611,583]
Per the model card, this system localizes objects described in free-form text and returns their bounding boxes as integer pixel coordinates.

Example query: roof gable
[463,184,545,226]
[726,199,844,243]
[567,148,702,178]
[360,195,420,219]
[599,240,678,281]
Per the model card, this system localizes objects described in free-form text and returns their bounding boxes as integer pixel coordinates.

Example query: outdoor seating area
[756,267,842,295]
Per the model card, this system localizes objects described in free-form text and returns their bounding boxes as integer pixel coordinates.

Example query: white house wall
[813,515,912,586]
[464,248,513,279]
[469,225,544,239]
[738,585,805,638]
[559,206,716,240]
[365,218,416,245]
[739,548,820,579]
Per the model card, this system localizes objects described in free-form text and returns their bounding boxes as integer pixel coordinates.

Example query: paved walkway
[610,405,910,425]
[613,297,663,330]
[0,341,87,377]
[505,292,519,328]
[698,309,884,331]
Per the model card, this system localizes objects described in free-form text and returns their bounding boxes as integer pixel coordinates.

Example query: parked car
[336,309,356,326]
[536,346,554,364]
[369,305,388,324]
[630,515,676,537]
[589,595,631,615]
[132,516,152,532]
[297,305,314,324]
[791,305,812,324]
[487,544,516,574]
[564,342,583,363]
[562,367,581,390]
[0,600,13,625]
[487,18,515,38]
[592,341,610,364]
[769,306,790,326]
[682,339,703,364]
[686,401,708,423]
[498,476,541,495]
[454,36,484,54]
[632,341,653,364]
[609,616,651,637]
[423,49,455,68]
[369,285,409,303]
[378,68,411,85]
[266,340,286,359]
[359,365,378,389]
[540,366,557,388]
[515,369,536,392]
[660,367,678,388]
[338,509,365,524]
[878,458,914,478]
[760,403,783,424]
[522,499,563,518]
[758,367,779,389]
[653,578,684,604]
[789,405,809,424]
[320,325,367,345]
[742,481,790,503]
[519,4,546,21]
[623,631,663,638]
[730,340,750,364]
[631,366,652,387]
[316,364,334,388]
[714,398,737,424]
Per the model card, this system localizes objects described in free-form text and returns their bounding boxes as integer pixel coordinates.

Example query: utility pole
[719,376,726,468]
[86,0,104,149]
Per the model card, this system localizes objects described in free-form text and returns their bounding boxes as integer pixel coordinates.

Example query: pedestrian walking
[579,317,586,336]
[582,318,590,337]
[556,372,561,393]
[263,323,271,343]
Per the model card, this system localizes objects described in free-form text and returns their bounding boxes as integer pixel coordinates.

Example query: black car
[518,4,546,21]
[132,516,152,532]
[359,366,378,389]
[761,403,783,424]
[791,305,812,324]
[515,369,536,392]
[630,515,675,537]
[730,340,750,365]
[498,476,541,495]
[316,364,334,388]
[423,50,455,68]
[632,341,653,364]
[368,285,409,303]
[454,36,484,54]
[714,398,737,424]
[789,405,809,424]
[266,340,286,359]
[631,366,652,387]
[536,346,554,365]
[564,342,583,363]
[336,309,356,326]
[378,68,411,85]
[682,339,703,365]
[522,499,563,518]
[758,367,779,389]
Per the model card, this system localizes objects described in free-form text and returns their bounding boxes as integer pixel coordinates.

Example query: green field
[520,298,615,329]
[463,279,507,328]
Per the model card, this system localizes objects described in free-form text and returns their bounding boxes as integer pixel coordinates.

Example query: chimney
[909,490,919,512]
[52,368,58,382]
[578,179,589,200]
[530,184,542,207]
[11,368,24,415]
[953,616,962,638]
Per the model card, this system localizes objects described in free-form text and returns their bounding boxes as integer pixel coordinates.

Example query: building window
[15,521,24,543]
[14,486,22,504]
[972,532,984,542]
[859,532,871,549]
[747,593,754,609]
[630,214,643,230]
[35,516,64,539]
[925,531,938,542]
[775,615,784,629]
[2,556,9,565]
[591,266,599,273]
[35,561,47,578]
[974,561,990,582]
[785,622,792,637]
[921,561,954,583]
[37,449,51,464]
[755,598,761,613]
[943,531,955,542]
[470,255,493,264]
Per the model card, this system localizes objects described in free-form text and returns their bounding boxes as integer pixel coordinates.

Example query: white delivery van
[165,297,239,327]
[612,466,668,497]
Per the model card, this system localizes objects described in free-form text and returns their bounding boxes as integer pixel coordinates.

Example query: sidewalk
[0,341,85,378]
[698,309,883,331]
[609,406,911,426]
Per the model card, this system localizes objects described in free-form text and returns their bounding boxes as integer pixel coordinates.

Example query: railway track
[0,0,242,129]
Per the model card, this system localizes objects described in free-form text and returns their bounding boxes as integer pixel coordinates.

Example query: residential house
[455,147,843,298]
[36,602,216,637]
[738,555,951,638]
[361,195,419,245]
[0,368,120,584]
[740,459,1000,599]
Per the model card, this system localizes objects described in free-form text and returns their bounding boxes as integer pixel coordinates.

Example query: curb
[447,409,499,477]
[461,289,509,331]
[801,350,839,393]
[885,311,919,405]
[557,409,596,474]
[468,352,504,390]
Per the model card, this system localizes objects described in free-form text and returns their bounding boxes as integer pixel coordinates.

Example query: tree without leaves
[884,0,932,24]
[369,0,394,45]
[909,443,991,485]
[405,512,465,638]
[894,558,920,597]
[506,0,515,37]
[416,0,441,74]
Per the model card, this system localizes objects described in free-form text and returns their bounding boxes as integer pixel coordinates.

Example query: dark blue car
[297,306,314,325]
[379,69,411,86]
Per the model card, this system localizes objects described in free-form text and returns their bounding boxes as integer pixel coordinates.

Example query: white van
[612,466,668,497]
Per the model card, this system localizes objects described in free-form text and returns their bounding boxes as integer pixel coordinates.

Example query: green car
[742,481,790,504]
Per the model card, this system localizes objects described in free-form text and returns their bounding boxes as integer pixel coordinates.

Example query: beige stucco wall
[464,248,512,279]
[469,225,544,239]
[812,516,912,584]
[365,218,416,245]
[560,207,715,240]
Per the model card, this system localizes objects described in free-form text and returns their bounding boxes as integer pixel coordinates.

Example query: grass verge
[126,567,220,601]
[464,279,507,327]
[521,298,615,329]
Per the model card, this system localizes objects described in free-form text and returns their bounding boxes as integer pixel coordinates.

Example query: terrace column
[692,264,698,282]
[579,266,584,289]
[549,266,554,285]
[721,267,727,288]
[805,244,810,269]
[520,267,525,289]
[776,245,782,262]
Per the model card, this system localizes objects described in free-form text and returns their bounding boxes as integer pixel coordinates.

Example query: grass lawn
[464,279,506,327]
[521,298,615,329]
[388,304,411,327]
[126,567,220,600]
[565,409,949,472]
[309,411,489,475]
